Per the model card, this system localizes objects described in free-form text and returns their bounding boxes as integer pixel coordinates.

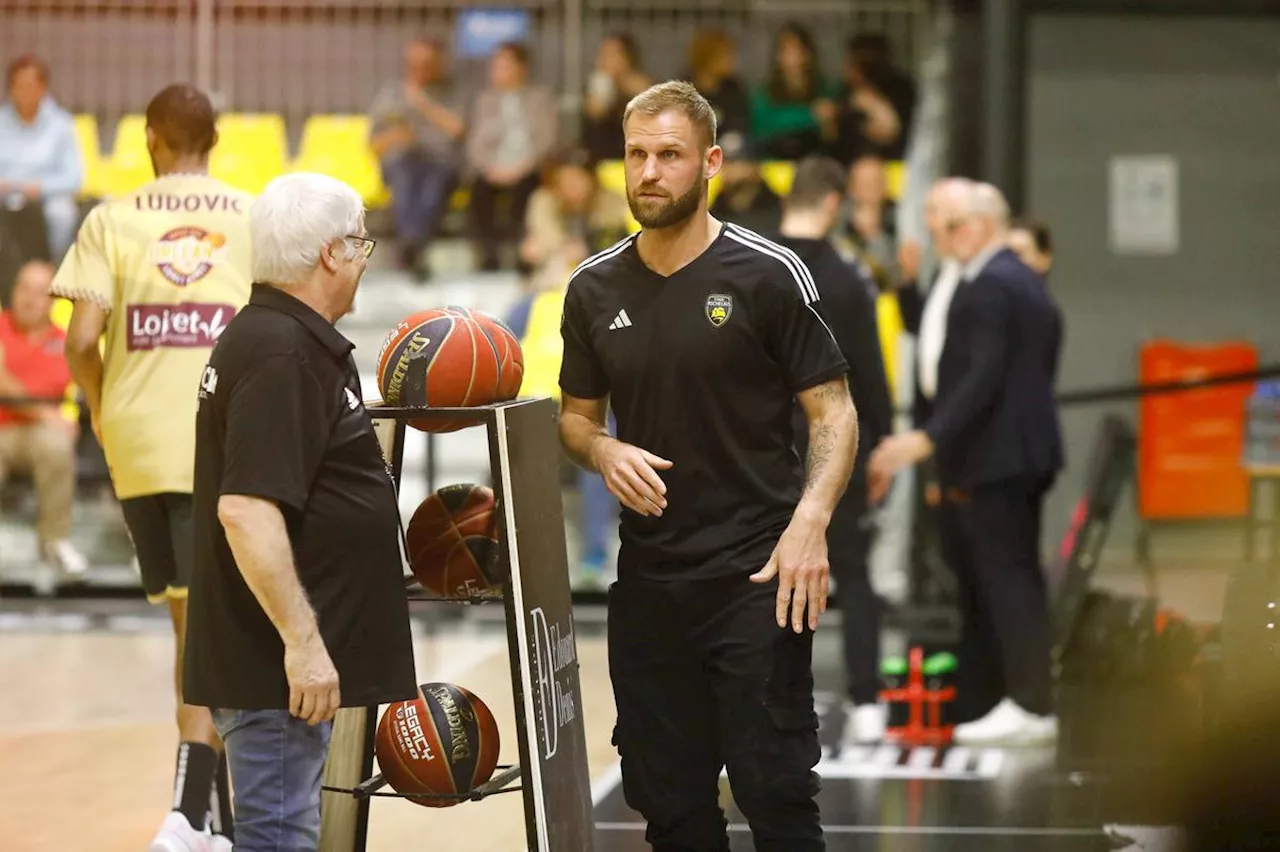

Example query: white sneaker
[952,698,1058,746]
[43,539,89,579]
[209,835,234,852]
[148,811,212,852]
[840,702,887,749]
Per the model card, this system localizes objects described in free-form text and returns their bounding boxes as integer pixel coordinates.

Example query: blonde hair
[622,81,717,149]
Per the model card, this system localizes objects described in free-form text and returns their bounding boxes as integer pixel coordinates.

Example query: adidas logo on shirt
[608,309,633,330]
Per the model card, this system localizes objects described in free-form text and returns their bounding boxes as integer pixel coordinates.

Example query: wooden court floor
[0,606,620,852]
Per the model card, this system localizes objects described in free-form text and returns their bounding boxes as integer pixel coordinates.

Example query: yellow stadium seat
[596,159,625,198]
[209,113,288,196]
[292,115,389,207]
[72,115,110,200]
[885,160,906,202]
[102,114,154,198]
[760,161,796,199]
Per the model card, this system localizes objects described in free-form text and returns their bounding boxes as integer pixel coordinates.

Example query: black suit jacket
[923,248,1064,490]
[776,235,894,513]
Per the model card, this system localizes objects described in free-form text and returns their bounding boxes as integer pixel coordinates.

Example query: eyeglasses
[347,235,377,258]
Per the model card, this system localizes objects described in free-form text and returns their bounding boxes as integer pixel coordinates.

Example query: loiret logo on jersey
[126,303,236,351]
[705,294,733,328]
[149,226,228,287]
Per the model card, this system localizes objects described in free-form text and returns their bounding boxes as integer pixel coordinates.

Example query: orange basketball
[375,682,501,808]
[374,309,502,432]
[443,306,524,401]
[405,484,503,598]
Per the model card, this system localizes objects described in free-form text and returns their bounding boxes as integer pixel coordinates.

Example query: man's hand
[868,430,934,504]
[20,183,40,201]
[285,635,341,725]
[750,509,830,633]
[592,438,672,517]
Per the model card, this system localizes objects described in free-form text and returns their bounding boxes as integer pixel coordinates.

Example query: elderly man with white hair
[184,172,417,851]
[871,181,1064,745]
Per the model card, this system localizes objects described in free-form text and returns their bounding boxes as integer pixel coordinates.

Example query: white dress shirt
[917,258,963,401]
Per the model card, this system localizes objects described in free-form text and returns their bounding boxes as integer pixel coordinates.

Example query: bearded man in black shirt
[558,81,860,852]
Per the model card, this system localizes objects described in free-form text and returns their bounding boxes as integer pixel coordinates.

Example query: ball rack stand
[317,397,595,852]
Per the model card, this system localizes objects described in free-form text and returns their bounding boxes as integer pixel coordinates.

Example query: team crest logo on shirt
[705,293,733,328]
[149,226,227,287]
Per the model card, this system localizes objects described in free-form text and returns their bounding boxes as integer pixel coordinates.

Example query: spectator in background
[709,140,783,235]
[750,23,839,161]
[466,42,557,272]
[685,30,751,159]
[581,34,652,164]
[368,36,465,282]
[838,155,897,285]
[833,34,916,163]
[1008,216,1053,278]
[0,260,86,579]
[0,55,83,261]
[519,150,630,293]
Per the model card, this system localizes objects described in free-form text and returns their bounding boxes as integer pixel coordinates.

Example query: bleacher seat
[292,115,389,208]
[72,115,109,200]
[103,114,153,198]
[885,159,905,201]
[760,161,795,199]
[209,113,289,196]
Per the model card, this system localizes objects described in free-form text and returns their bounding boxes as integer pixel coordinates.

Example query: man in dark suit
[869,183,1063,745]
[774,156,895,747]
[894,177,973,507]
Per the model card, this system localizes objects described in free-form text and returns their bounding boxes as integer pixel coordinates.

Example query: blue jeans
[380,151,457,249]
[212,708,333,852]
[43,195,78,260]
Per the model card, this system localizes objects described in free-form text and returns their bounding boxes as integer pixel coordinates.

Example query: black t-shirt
[184,284,416,710]
[559,221,848,580]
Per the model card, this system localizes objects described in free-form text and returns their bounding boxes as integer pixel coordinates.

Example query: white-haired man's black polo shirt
[185,283,416,710]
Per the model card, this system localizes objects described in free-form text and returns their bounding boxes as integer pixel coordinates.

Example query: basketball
[443,306,525,401]
[375,682,501,808]
[405,483,503,598]
[374,308,502,432]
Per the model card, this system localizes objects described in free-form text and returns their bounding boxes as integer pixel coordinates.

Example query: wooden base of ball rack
[318,398,595,852]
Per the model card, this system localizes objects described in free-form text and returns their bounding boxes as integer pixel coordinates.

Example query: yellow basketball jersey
[51,173,253,499]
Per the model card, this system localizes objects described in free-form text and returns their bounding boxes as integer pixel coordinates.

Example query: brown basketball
[374,308,502,433]
[405,484,503,598]
[443,306,524,401]
[375,682,501,808]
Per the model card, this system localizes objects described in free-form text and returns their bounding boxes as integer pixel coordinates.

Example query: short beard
[628,180,704,230]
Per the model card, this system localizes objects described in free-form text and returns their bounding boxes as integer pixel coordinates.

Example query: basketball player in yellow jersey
[53,85,248,852]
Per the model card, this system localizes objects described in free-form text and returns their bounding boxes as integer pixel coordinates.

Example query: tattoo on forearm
[804,424,836,489]
[813,381,844,401]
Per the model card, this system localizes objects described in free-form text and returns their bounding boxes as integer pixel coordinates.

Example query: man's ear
[319,240,340,274]
[824,191,843,220]
[705,144,724,182]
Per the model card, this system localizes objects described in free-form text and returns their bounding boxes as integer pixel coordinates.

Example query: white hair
[966,182,1010,230]
[250,173,365,285]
